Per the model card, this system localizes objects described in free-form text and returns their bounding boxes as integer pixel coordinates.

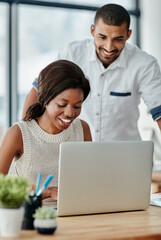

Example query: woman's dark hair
[24,60,90,121]
[94,4,130,30]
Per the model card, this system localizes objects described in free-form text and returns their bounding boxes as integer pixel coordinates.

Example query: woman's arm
[81,120,92,141]
[0,125,23,174]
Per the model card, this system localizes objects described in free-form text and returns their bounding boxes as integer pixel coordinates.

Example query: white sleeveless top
[14,118,84,187]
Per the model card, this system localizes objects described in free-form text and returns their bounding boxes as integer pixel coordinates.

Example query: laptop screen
[57,141,153,216]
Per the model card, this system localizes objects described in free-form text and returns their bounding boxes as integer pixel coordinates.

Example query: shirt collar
[89,39,97,62]
[89,41,127,70]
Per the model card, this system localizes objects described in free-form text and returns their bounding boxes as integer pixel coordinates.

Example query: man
[23,3,161,141]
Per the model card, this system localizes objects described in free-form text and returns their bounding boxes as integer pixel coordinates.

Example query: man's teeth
[61,119,72,123]
[102,50,113,56]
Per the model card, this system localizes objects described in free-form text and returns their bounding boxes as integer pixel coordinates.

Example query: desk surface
[11,206,161,240]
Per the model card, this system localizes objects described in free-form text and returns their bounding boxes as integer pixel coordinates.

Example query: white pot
[34,218,57,234]
[0,207,24,238]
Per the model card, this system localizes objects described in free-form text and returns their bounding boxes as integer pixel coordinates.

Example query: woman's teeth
[61,119,72,123]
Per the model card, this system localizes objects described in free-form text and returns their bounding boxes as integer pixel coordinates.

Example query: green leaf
[0,174,30,208]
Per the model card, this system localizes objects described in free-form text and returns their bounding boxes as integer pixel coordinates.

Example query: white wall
[140,0,161,67]
[139,0,161,162]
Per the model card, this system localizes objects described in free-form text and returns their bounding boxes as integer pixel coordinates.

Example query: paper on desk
[150,200,161,207]
[43,198,57,209]
[150,193,161,207]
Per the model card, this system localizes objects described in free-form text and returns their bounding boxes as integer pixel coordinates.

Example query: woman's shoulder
[1,124,23,151]
[6,124,22,138]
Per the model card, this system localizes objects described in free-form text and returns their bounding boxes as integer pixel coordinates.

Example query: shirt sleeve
[138,58,161,121]
[32,78,38,90]
[150,105,161,121]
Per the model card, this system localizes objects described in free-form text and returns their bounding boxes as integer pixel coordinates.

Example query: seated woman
[0,60,91,200]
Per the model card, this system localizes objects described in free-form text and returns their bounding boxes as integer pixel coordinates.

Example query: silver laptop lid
[57,141,153,216]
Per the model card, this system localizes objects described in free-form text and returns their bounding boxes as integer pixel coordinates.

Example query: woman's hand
[42,187,58,200]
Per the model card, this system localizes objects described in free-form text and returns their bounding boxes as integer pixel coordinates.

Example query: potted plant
[0,174,30,238]
[33,206,57,234]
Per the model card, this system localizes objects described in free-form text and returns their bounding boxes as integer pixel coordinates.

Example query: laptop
[57,141,153,216]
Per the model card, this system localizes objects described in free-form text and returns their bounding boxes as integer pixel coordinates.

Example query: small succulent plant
[33,206,57,219]
[33,206,57,234]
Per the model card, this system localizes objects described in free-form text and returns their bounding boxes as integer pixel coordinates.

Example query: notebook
[57,141,153,216]
[150,193,161,207]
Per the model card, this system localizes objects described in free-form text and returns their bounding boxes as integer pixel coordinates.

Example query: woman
[0,60,91,199]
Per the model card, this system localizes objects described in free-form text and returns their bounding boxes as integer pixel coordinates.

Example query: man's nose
[104,40,114,52]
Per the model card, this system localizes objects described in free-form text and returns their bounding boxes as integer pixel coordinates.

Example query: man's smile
[100,48,118,58]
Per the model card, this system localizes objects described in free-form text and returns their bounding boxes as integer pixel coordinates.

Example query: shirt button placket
[95,73,104,141]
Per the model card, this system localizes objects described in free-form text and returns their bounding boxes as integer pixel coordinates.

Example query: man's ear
[91,24,95,36]
[127,29,132,40]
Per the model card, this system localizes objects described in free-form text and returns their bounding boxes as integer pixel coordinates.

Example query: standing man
[22,3,161,141]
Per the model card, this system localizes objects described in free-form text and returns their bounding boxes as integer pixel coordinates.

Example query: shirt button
[97,93,100,97]
[96,112,99,116]
[101,74,104,77]
[96,130,99,133]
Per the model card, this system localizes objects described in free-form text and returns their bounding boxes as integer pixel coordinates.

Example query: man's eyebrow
[115,35,124,39]
[98,33,106,37]
[98,33,125,39]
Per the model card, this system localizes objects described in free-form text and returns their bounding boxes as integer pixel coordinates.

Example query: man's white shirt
[33,39,161,141]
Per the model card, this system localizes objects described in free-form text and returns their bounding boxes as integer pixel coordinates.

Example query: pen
[36,174,54,197]
[35,173,42,195]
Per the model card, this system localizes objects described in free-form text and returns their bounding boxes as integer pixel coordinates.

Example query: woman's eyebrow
[57,98,83,104]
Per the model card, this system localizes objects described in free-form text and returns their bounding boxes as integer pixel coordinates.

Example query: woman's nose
[64,107,75,118]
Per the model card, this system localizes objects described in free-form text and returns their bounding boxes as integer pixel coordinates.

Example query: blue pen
[35,173,42,195]
[36,174,54,197]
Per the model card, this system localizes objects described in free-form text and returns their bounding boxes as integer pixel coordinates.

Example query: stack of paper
[150,193,161,207]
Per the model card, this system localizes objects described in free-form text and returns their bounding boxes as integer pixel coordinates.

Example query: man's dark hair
[94,4,130,30]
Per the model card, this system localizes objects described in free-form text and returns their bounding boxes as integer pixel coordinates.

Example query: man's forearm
[22,87,38,119]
